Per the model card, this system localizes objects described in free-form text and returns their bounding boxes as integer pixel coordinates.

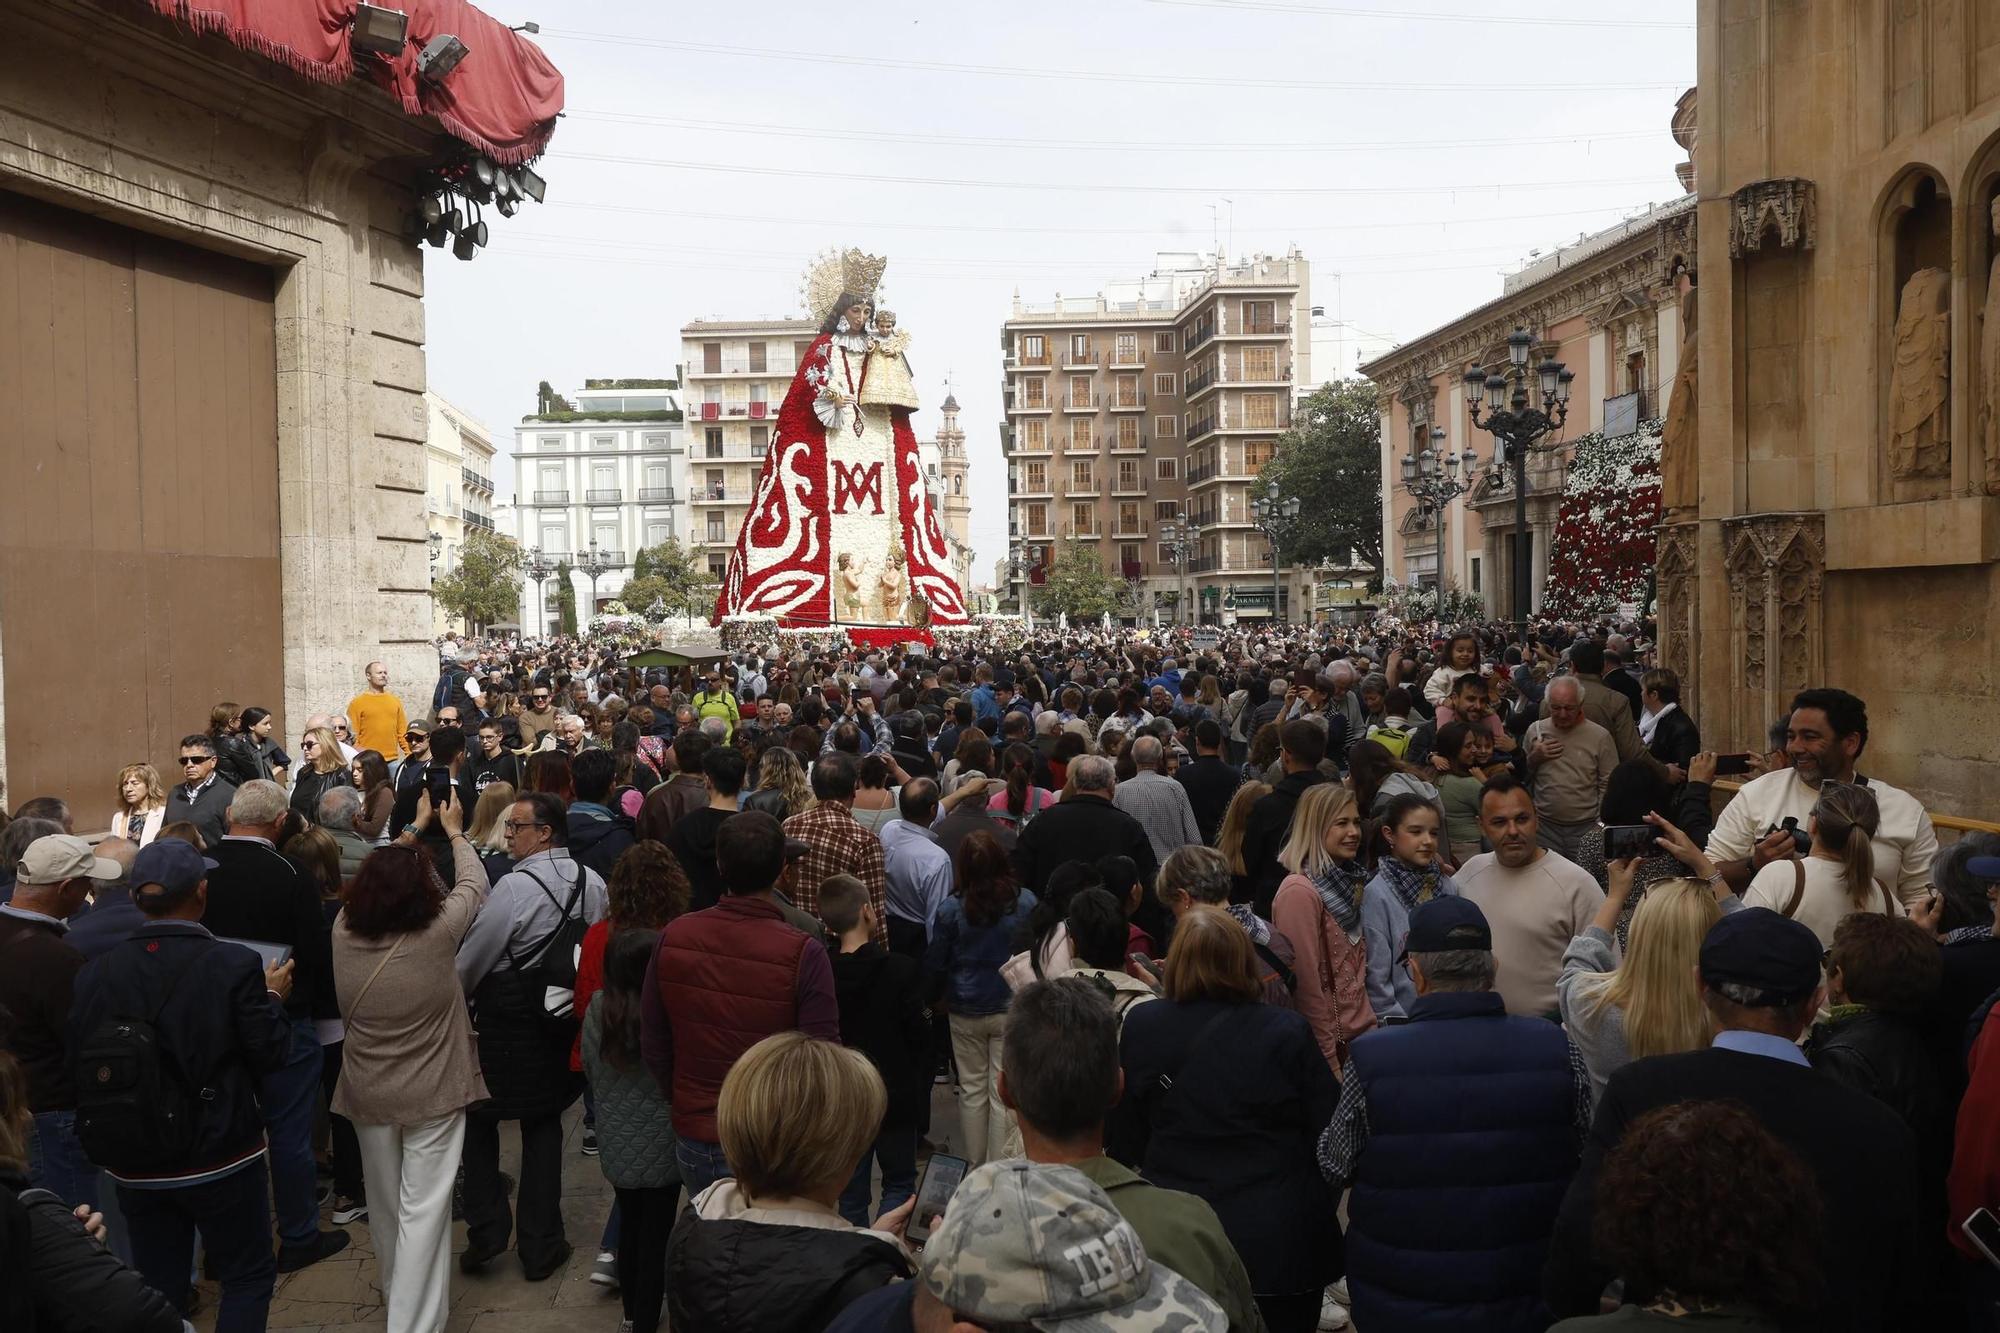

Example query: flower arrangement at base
[719,615,780,652]
[1540,419,1663,620]
[1379,580,1485,630]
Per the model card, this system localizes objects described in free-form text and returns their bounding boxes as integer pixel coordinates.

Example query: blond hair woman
[111,762,168,846]
[1271,783,1375,1066]
[667,1033,914,1332]
[290,725,353,825]
[1216,780,1271,904]
[1559,813,1741,1100]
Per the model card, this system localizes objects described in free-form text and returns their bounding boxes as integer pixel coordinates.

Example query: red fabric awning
[142,0,563,164]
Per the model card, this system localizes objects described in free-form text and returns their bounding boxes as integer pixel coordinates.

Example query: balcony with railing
[1061,520,1100,539]
[532,489,570,505]
[461,467,494,494]
[1060,435,1100,454]
[1107,390,1147,412]
[585,549,629,567]
[1185,320,1216,354]
[1111,476,1149,497]
[699,443,767,461]
[698,359,789,376]
[1225,319,1291,340]
[1062,393,1101,413]
[1184,365,1218,398]
[691,486,758,504]
[464,510,495,532]
[1011,393,1052,413]
[1009,434,1051,454]
[585,488,623,503]
[638,486,677,502]
[1066,476,1100,497]
[1010,475,1055,499]
[1109,433,1151,453]
[1109,347,1147,367]
[1062,344,1100,368]
[1009,347,1052,367]
[1186,415,1218,443]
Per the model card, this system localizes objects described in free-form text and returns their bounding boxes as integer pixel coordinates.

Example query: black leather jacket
[1806,1007,1946,1143]
[1,1170,183,1332]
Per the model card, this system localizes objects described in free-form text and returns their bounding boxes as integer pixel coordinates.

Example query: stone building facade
[1362,193,1696,617]
[1664,0,2000,812]
[0,0,552,824]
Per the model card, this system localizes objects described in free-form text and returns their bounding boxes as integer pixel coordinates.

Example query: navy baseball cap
[132,839,218,904]
[1698,907,1822,997]
[1398,896,1492,962]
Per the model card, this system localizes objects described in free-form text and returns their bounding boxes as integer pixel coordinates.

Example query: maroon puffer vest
[657,895,811,1140]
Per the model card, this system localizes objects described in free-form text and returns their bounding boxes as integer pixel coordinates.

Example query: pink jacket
[1272,872,1376,1070]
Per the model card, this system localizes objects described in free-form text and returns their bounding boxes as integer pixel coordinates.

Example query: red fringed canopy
[141,0,563,164]
[844,627,934,652]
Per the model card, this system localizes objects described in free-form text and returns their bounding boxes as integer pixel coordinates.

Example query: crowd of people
[3,614,2000,1332]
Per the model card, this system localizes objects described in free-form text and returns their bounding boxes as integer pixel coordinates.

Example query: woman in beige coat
[333,794,489,1333]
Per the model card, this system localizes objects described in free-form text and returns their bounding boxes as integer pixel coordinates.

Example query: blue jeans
[259,1016,325,1249]
[674,1138,731,1198]
[28,1109,100,1211]
[838,1124,917,1227]
[120,1165,276,1333]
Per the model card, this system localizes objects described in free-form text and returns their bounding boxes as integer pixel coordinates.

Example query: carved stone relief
[1728,178,1817,256]
[1660,284,1699,516]
[1889,266,1952,480]
[1722,513,1825,746]
[1654,520,1701,718]
[1981,199,2000,494]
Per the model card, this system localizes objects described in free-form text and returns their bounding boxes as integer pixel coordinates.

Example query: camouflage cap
[919,1161,1226,1332]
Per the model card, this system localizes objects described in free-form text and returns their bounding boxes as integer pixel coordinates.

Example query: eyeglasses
[177,756,210,767]
[502,820,548,834]
[300,740,318,750]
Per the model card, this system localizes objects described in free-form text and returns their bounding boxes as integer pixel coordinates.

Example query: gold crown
[802,247,890,324]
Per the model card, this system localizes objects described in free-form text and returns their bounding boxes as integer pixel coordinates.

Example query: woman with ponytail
[1744,780,1896,947]
[985,742,1054,830]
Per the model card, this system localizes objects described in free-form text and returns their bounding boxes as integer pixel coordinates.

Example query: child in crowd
[820,874,930,1225]
[1361,793,1461,1023]
[580,927,680,1333]
[1433,720,1499,869]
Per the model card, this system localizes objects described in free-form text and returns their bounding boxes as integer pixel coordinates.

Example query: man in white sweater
[1454,775,1604,1019]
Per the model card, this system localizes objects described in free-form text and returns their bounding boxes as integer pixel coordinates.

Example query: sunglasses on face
[178,756,210,766]
[300,740,318,749]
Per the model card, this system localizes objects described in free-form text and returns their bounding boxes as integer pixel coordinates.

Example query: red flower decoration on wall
[1541,420,1663,619]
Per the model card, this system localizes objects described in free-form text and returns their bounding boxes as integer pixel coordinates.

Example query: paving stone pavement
[191,1083,971,1332]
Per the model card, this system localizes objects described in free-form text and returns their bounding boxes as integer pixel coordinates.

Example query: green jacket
[1072,1155,1267,1333]
[691,688,740,739]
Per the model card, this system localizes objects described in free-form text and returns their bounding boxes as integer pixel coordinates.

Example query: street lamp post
[1251,481,1300,624]
[1159,514,1197,626]
[522,545,557,637]
[578,539,612,620]
[1400,425,1479,597]
[1464,326,1573,644]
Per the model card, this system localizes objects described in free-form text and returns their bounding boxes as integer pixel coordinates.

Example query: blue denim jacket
[925,890,1039,1016]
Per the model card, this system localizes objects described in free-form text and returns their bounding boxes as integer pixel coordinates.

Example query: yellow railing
[1712,778,2000,837]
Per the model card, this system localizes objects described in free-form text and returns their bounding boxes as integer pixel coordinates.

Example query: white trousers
[354,1111,466,1333]
[949,1011,1013,1165]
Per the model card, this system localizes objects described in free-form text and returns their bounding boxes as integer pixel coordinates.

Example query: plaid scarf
[1376,856,1442,915]
[1944,924,1997,946]
[1226,902,1274,948]
[1309,859,1370,935]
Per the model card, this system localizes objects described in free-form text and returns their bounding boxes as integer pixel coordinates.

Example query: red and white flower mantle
[1540,419,1662,619]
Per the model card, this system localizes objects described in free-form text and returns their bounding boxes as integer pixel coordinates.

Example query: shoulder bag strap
[1153,1007,1237,1095]
[345,937,406,1017]
[1782,858,1806,919]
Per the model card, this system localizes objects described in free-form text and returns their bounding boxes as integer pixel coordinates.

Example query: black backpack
[72,941,214,1173]
[507,859,589,1023]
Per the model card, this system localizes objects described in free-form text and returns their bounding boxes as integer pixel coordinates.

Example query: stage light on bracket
[417,33,469,82]
[496,195,518,218]
[441,205,463,233]
[419,193,444,225]
[510,164,545,203]
[425,220,450,248]
[453,231,478,260]
[351,3,409,55]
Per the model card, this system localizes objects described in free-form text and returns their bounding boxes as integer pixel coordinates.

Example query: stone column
[1720,512,1825,751]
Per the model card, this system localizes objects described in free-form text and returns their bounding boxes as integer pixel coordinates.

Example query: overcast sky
[425,0,1695,582]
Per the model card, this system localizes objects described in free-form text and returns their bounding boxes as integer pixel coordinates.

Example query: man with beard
[460,719,523,810]
[1704,688,1938,907]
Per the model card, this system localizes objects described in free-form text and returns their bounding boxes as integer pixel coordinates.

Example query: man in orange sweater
[347,660,409,760]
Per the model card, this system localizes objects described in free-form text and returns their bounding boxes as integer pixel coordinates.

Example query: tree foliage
[1029,541,1128,619]
[622,538,712,626]
[555,560,579,636]
[432,528,524,630]
[1259,378,1384,580]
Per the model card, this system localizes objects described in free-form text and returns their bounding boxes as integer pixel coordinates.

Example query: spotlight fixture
[453,231,478,260]
[425,220,450,248]
[419,193,444,225]
[510,20,540,33]
[463,218,489,248]
[493,170,515,202]
[510,164,545,203]
[350,3,409,55]
[417,33,469,82]
[441,205,463,233]
[496,195,518,218]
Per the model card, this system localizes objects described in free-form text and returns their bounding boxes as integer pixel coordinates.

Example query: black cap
[993,669,1017,689]
[1698,908,1822,997]
[1398,896,1492,961]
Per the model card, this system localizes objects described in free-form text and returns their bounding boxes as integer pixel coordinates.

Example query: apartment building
[423,390,498,633]
[1001,250,1312,623]
[510,380,686,628]
[678,317,818,580]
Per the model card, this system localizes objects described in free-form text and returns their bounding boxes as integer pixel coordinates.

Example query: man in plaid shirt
[783,752,890,947]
